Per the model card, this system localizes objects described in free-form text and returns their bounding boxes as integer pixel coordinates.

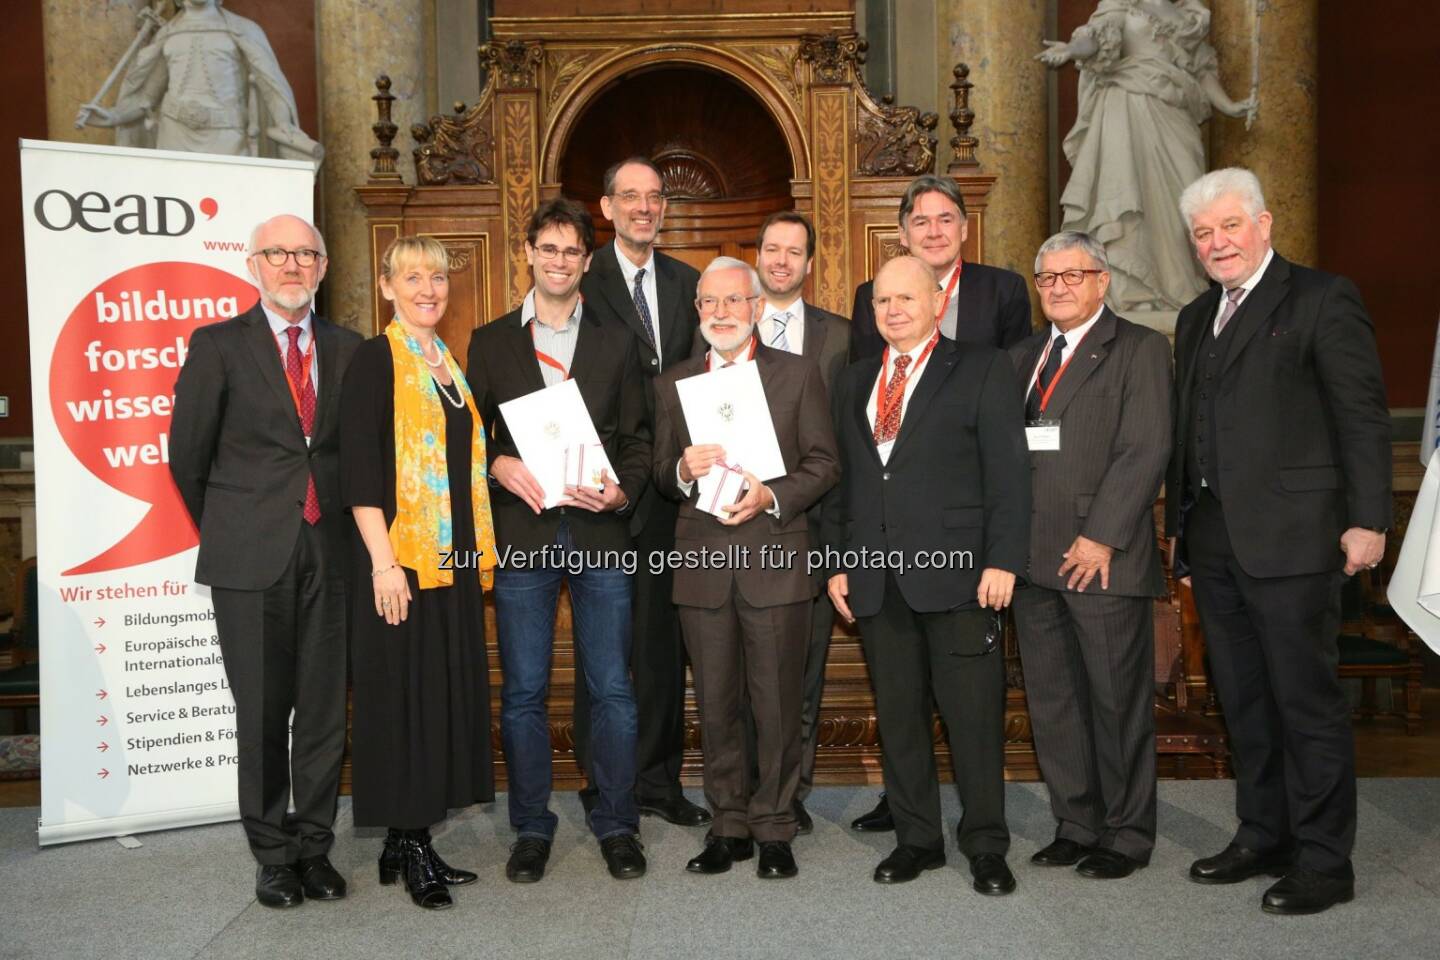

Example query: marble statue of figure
[1039,0,1256,312]
[78,0,322,167]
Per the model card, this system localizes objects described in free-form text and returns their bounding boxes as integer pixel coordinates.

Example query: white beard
[701,319,755,355]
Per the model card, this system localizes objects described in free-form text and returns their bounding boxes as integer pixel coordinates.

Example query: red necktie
[285,326,321,524]
[873,354,912,445]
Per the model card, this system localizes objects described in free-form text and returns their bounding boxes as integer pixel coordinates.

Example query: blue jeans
[493,524,639,841]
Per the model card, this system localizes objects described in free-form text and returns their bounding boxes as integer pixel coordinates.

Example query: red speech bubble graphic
[199,197,218,220]
[50,262,257,575]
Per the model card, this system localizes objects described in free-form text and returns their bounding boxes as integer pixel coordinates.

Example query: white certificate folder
[674,360,787,484]
[498,378,615,508]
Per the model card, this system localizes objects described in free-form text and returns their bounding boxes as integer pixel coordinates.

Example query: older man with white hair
[651,257,839,879]
[170,214,361,908]
[1165,168,1391,915]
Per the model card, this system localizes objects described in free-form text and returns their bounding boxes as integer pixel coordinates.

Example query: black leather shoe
[1189,843,1292,885]
[794,800,814,836]
[600,834,647,880]
[381,830,476,886]
[968,853,1017,896]
[686,835,755,875]
[1261,868,1355,915]
[1076,848,1142,880]
[398,837,452,909]
[296,854,346,900]
[638,794,712,827]
[850,792,894,833]
[255,863,303,908]
[1030,838,1092,867]
[506,837,552,883]
[873,844,946,884]
[757,840,798,879]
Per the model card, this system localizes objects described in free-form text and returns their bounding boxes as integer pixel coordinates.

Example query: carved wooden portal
[354,5,1227,789]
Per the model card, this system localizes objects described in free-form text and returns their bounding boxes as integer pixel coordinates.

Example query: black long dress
[339,336,494,829]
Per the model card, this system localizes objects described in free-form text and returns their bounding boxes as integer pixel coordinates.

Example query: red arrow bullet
[98,768,110,779]
[93,617,106,628]
[96,689,108,700]
[97,742,110,752]
[96,715,109,726]
[94,642,107,654]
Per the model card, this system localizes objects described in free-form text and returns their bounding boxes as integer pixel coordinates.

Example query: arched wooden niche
[556,64,796,272]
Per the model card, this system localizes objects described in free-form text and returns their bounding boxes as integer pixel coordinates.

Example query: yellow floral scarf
[386,319,497,589]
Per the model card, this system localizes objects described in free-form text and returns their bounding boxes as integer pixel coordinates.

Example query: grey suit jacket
[800,301,850,391]
[1009,309,1172,597]
[169,303,362,590]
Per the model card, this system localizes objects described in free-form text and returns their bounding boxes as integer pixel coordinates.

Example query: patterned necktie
[632,267,658,349]
[873,354,913,445]
[1026,333,1067,421]
[771,311,792,352]
[285,326,321,525]
[1214,286,1245,337]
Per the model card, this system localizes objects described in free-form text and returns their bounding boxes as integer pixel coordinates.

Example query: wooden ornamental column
[483,40,545,311]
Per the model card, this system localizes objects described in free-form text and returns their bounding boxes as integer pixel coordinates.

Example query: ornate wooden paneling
[498,93,538,311]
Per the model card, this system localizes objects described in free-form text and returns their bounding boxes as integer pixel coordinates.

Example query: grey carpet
[3,780,1437,960]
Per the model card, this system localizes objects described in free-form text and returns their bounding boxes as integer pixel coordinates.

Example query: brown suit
[653,343,840,841]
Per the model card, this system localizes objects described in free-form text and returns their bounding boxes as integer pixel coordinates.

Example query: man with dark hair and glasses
[579,157,711,829]
[1008,231,1173,881]
[170,214,361,908]
[466,196,651,882]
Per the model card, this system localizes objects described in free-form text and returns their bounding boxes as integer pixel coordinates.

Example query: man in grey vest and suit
[750,211,849,833]
[1009,232,1172,880]
[170,215,361,908]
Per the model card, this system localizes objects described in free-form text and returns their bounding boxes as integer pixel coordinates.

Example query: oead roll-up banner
[21,140,314,845]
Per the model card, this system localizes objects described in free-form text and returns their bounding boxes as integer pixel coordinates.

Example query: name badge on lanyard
[1025,421,1061,451]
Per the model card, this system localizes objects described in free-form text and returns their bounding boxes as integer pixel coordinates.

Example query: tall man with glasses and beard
[170,215,361,908]
[653,257,839,879]
[578,157,710,828]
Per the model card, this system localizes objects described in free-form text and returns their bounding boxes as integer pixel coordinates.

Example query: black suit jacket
[822,336,1031,617]
[1164,253,1391,578]
[169,303,362,590]
[465,302,651,553]
[849,260,1032,361]
[653,345,840,609]
[1010,309,1172,596]
[581,241,701,534]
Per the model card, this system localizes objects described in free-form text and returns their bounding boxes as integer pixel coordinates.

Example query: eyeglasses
[254,247,325,268]
[533,243,586,262]
[612,190,664,207]
[696,294,760,314]
[1034,269,1104,288]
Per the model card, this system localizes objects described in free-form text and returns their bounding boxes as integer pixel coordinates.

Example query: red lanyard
[938,260,963,319]
[707,335,758,371]
[275,332,315,415]
[1029,327,1091,415]
[876,330,940,428]
[531,296,582,379]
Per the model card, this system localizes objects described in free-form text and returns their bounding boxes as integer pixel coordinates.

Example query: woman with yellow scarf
[340,236,498,910]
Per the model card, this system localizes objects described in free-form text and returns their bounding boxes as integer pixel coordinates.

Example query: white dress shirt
[614,244,663,358]
[1025,304,1105,404]
[866,332,939,465]
[759,298,805,355]
[262,303,317,395]
[1213,246,1275,336]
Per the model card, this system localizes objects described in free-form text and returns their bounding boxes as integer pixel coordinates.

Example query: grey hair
[898,174,967,227]
[1034,231,1108,273]
[701,255,762,297]
[1178,168,1267,227]
[248,215,327,257]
